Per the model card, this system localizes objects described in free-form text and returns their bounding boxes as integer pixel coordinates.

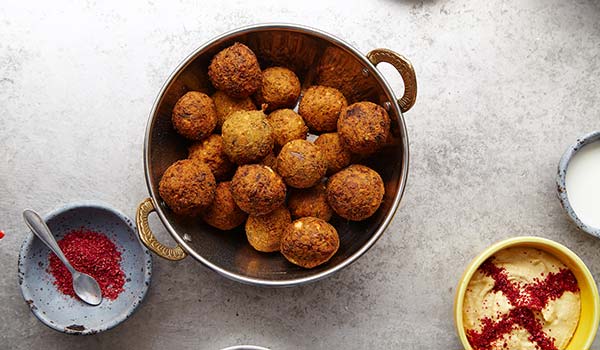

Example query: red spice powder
[479,259,522,305]
[48,229,125,300]
[524,269,580,311]
[467,308,558,350]
[469,257,579,350]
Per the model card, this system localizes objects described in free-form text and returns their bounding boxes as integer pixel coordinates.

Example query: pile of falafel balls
[159,42,390,269]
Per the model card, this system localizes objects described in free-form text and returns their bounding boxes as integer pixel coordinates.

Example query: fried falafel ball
[276,139,327,189]
[298,85,347,132]
[261,151,278,169]
[326,164,384,221]
[267,109,308,148]
[337,101,390,155]
[211,90,256,130]
[314,132,352,175]
[231,164,286,216]
[172,91,217,140]
[280,217,339,269]
[222,110,274,165]
[245,206,291,252]
[188,134,235,181]
[287,183,333,221]
[208,42,262,98]
[159,159,216,216]
[255,67,301,111]
[201,181,247,230]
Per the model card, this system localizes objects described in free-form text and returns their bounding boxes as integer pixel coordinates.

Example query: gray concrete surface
[1,0,600,349]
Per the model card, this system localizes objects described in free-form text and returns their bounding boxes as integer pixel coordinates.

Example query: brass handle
[136,198,187,261]
[367,49,417,113]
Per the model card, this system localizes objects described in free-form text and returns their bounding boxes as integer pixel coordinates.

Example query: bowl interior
[454,237,600,350]
[18,204,152,334]
[146,25,407,283]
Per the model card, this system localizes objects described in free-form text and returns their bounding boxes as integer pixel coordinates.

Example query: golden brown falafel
[188,134,235,181]
[158,159,216,216]
[326,164,384,221]
[255,67,301,111]
[230,164,286,216]
[172,91,217,140]
[314,132,352,175]
[337,101,390,155]
[211,90,256,130]
[245,206,291,252]
[298,85,347,132]
[208,43,262,98]
[287,184,333,221]
[260,151,278,169]
[222,110,274,164]
[276,140,327,189]
[201,182,247,230]
[280,217,339,269]
[267,109,308,148]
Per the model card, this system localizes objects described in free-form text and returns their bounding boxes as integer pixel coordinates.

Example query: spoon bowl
[72,272,103,306]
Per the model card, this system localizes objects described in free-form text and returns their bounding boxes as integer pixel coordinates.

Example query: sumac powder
[48,229,125,300]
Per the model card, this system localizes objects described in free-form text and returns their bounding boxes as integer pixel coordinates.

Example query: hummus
[463,247,580,350]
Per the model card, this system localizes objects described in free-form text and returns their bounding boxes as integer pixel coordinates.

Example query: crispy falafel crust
[326,164,384,221]
[245,206,291,252]
[208,42,262,98]
[212,90,256,130]
[337,101,390,155]
[188,134,235,181]
[255,67,301,111]
[222,110,274,164]
[314,132,352,175]
[276,139,327,189]
[298,85,347,132]
[280,217,339,268]
[288,184,333,221]
[159,159,216,216]
[230,164,286,215]
[201,182,247,230]
[172,91,217,140]
[267,109,308,148]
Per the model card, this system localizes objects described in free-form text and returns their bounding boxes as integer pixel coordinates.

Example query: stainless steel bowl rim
[144,23,410,286]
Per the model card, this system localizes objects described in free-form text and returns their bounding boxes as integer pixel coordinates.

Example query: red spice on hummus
[463,248,580,350]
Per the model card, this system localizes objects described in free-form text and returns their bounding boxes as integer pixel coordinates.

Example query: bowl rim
[143,22,410,287]
[557,130,600,238]
[453,236,600,349]
[17,200,153,335]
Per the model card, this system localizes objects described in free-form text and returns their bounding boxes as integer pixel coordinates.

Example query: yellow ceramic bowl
[454,236,599,349]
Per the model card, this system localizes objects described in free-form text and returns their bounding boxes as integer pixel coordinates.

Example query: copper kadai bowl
[136,23,417,287]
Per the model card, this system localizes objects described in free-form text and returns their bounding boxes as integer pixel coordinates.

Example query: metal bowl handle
[367,49,417,113]
[136,198,187,261]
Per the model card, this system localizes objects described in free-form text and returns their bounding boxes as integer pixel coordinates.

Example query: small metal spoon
[23,209,103,306]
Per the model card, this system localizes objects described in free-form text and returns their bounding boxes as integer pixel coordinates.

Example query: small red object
[0,230,4,239]
[48,229,125,300]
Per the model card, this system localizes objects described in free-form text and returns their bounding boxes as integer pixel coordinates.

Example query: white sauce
[565,141,600,229]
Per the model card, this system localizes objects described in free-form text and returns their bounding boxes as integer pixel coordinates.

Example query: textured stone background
[1,0,599,349]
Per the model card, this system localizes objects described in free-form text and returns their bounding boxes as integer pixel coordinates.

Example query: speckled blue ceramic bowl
[18,201,152,335]
[557,130,600,238]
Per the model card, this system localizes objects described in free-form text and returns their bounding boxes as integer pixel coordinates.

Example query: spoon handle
[23,209,76,274]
